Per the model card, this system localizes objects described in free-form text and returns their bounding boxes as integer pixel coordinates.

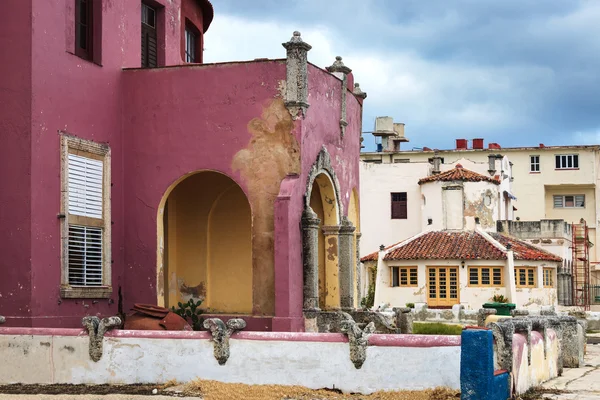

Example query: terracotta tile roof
[488,233,562,262]
[361,230,562,263]
[384,231,505,261]
[418,164,500,185]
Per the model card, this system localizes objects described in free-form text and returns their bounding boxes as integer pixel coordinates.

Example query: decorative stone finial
[353,83,367,99]
[327,56,352,75]
[282,31,312,51]
[282,31,312,120]
[379,244,385,251]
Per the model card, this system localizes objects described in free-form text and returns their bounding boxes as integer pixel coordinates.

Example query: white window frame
[553,194,585,209]
[555,154,579,169]
[60,133,111,298]
[530,155,540,172]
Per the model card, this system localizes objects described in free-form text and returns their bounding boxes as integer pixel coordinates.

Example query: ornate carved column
[282,32,312,120]
[302,207,321,311]
[338,216,356,311]
[355,232,362,306]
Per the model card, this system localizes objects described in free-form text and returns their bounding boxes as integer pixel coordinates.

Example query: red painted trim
[0,327,85,336]
[105,330,212,340]
[464,326,489,330]
[494,369,508,376]
[368,334,461,347]
[232,331,348,343]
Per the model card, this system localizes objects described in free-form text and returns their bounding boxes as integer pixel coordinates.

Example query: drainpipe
[506,243,518,307]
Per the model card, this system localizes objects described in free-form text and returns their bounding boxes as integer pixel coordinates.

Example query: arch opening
[157,171,252,314]
[308,172,340,309]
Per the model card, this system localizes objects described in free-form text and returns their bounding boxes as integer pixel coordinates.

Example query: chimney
[423,146,432,151]
[473,138,484,150]
[539,143,545,148]
[488,143,501,150]
[432,155,442,174]
[456,139,468,150]
[488,154,497,175]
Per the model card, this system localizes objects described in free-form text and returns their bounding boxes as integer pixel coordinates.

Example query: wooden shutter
[67,153,104,287]
[391,192,407,219]
[68,225,103,286]
[68,154,103,218]
[142,24,157,67]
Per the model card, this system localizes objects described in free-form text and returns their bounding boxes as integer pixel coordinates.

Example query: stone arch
[156,170,253,314]
[304,146,343,222]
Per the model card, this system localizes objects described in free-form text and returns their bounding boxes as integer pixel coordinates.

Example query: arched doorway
[157,171,252,314]
[308,173,340,309]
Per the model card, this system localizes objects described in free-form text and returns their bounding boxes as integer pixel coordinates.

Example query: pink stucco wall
[0,0,361,330]
[0,0,33,323]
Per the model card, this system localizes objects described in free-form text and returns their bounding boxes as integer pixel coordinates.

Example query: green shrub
[171,298,204,331]
[360,268,377,309]
[405,302,415,309]
[491,294,509,303]
[413,322,463,335]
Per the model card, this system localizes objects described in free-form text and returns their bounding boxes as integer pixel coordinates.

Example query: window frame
[514,267,537,288]
[390,266,418,287]
[60,134,112,299]
[141,2,159,68]
[530,155,540,173]
[468,266,503,287]
[391,192,408,220]
[543,268,554,288]
[75,0,94,61]
[555,154,579,170]
[184,23,200,63]
[553,194,585,209]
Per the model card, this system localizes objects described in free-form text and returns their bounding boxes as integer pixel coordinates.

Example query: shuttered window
[67,153,105,287]
[68,154,103,219]
[61,134,111,298]
[141,3,158,68]
[391,192,407,219]
[68,225,103,286]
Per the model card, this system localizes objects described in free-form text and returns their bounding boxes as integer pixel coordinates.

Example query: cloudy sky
[204,1,600,151]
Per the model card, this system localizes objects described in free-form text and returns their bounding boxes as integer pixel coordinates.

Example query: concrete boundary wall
[0,328,460,394]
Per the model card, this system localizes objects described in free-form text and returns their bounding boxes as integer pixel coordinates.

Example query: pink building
[0,0,365,331]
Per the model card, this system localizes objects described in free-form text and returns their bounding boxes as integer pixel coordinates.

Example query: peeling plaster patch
[179,281,206,302]
[232,98,301,315]
[326,237,337,261]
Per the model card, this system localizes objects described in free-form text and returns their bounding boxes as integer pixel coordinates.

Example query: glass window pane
[493,268,502,285]
[410,269,418,285]
[481,268,490,285]
[469,268,479,285]
[565,196,574,207]
[574,155,579,168]
[528,269,535,286]
[554,196,562,208]
[392,267,399,287]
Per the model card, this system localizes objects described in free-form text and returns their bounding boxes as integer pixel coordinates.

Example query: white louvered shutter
[67,153,104,286]
[68,154,103,218]
[68,225,103,286]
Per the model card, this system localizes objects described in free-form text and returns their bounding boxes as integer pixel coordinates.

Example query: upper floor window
[543,268,554,288]
[554,195,585,208]
[185,25,199,63]
[555,154,579,169]
[141,3,158,68]
[530,155,540,172]
[391,192,407,219]
[75,0,94,61]
[60,135,111,298]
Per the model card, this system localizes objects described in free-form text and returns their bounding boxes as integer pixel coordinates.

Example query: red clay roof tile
[361,230,562,263]
[418,165,500,185]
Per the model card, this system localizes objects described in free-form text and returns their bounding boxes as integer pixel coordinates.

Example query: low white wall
[0,329,461,394]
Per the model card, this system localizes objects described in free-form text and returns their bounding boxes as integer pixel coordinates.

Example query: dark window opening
[75,0,93,60]
[185,25,199,63]
[391,192,407,219]
[141,3,158,68]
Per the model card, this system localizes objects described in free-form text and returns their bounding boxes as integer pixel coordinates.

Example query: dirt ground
[0,381,460,400]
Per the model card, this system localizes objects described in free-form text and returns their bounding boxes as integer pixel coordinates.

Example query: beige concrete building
[361,126,600,267]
